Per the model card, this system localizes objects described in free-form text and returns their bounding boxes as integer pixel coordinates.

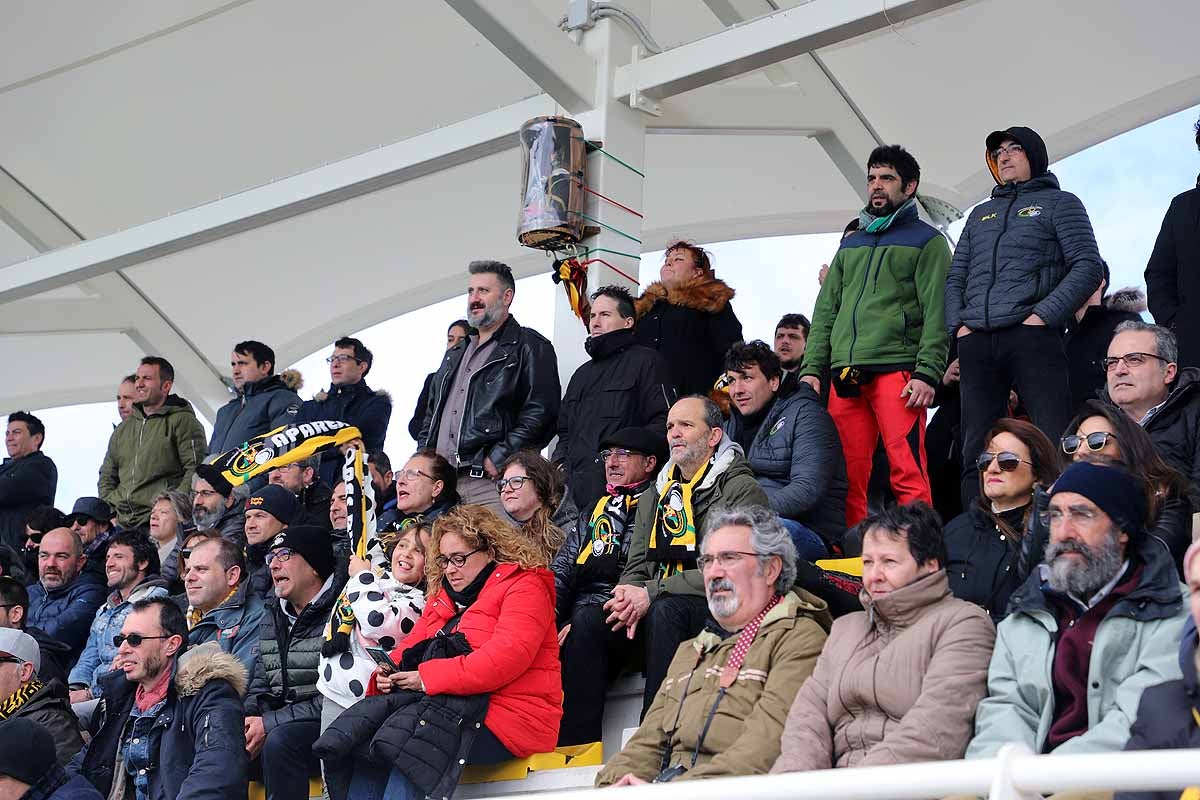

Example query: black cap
[267,525,335,580]
[0,718,58,783]
[68,496,112,524]
[985,125,1049,183]
[245,485,300,525]
[599,427,666,464]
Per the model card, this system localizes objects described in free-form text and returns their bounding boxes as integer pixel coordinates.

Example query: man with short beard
[268,455,333,531]
[419,260,560,514]
[608,396,768,712]
[75,598,248,799]
[25,528,105,661]
[596,506,828,784]
[190,473,247,545]
[801,145,950,527]
[968,461,1187,758]
[242,485,299,599]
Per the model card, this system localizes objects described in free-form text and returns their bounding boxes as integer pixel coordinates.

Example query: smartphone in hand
[365,646,399,674]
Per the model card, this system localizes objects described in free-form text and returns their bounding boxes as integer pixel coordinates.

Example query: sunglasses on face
[1061,431,1116,455]
[976,451,1033,472]
[113,633,170,648]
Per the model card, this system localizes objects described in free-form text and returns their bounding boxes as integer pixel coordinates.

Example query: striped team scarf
[0,679,43,721]
[322,445,379,657]
[647,460,711,578]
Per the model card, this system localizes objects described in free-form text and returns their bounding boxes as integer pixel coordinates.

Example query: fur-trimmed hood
[175,642,249,698]
[1105,286,1147,314]
[635,274,735,319]
[278,368,304,392]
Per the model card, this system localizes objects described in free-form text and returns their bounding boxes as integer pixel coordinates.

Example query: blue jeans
[779,518,828,562]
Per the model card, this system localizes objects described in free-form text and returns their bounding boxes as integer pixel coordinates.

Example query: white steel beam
[444,0,597,113]
[614,0,970,101]
[0,94,557,305]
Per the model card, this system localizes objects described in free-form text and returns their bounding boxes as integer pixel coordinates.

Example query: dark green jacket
[98,395,208,528]
[801,202,951,386]
[620,437,768,601]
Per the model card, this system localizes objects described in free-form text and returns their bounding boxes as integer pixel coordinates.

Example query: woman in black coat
[944,418,1060,622]
[633,241,743,397]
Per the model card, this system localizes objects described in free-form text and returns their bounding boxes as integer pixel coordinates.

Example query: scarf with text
[322,445,380,657]
[0,679,42,720]
[647,460,711,577]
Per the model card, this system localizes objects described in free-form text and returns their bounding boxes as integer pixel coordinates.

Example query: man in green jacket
[98,357,208,529]
[800,145,950,527]
[605,395,769,712]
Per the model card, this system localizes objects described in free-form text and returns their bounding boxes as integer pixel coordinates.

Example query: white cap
[0,628,40,673]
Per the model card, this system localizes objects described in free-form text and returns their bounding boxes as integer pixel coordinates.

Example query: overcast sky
[33,105,1200,510]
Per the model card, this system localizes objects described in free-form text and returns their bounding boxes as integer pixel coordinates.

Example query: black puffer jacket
[419,315,560,471]
[723,384,848,549]
[1146,186,1200,368]
[298,381,392,486]
[552,328,674,509]
[315,633,488,800]
[633,275,743,397]
[245,574,346,730]
[1141,367,1200,500]
[946,151,1103,333]
[944,504,1026,623]
[1116,617,1199,800]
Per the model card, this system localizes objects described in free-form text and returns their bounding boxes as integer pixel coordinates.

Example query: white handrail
[497,746,1200,799]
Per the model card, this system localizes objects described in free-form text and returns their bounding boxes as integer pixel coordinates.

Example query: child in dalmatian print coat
[317,525,428,729]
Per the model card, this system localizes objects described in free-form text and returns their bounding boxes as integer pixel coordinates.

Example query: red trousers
[827,370,931,527]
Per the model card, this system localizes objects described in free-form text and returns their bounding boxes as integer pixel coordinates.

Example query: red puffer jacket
[385,563,562,757]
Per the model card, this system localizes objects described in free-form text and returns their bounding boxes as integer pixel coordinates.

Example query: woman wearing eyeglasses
[496,451,567,564]
[1048,400,1192,575]
[943,418,1060,622]
[389,450,460,530]
[323,505,561,800]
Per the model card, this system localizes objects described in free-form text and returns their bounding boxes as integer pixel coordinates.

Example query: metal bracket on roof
[627,47,661,116]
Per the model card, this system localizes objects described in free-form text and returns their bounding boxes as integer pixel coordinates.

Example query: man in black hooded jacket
[945,125,1104,505]
[553,286,675,510]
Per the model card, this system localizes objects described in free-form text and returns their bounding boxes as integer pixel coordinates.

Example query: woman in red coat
[350,504,562,799]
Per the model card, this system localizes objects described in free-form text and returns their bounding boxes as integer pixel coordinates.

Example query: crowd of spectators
[1,119,1199,800]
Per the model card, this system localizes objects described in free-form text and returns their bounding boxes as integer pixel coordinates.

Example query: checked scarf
[647,460,711,578]
[0,679,43,720]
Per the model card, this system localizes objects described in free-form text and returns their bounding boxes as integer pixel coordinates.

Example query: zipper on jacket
[453,351,509,466]
[847,239,883,365]
[983,189,1020,329]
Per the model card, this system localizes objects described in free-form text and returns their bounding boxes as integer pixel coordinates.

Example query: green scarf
[859,196,916,234]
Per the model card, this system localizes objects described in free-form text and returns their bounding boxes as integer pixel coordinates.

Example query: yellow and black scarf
[0,679,43,720]
[322,446,378,657]
[647,461,711,577]
[576,481,649,571]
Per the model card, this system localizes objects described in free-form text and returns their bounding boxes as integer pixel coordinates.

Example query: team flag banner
[196,420,362,496]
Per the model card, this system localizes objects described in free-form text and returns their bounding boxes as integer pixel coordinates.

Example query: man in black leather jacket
[418,261,560,515]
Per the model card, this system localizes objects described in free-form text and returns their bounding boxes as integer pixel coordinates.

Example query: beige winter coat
[772,570,994,772]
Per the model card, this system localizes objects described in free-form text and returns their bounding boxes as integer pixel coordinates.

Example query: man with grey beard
[418,260,560,514]
[596,506,828,785]
[968,461,1187,758]
[190,473,246,546]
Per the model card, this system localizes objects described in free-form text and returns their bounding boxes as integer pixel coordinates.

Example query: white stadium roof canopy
[1,0,1197,420]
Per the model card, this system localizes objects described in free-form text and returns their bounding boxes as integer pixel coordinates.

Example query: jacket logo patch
[1016,205,1043,217]
[218,625,240,641]
[980,212,997,222]
[768,417,787,436]
[285,404,300,416]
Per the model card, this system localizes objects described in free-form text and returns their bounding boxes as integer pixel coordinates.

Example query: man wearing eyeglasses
[190,473,248,546]
[74,597,249,799]
[553,285,675,511]
[596,506,828,785]
[1105,320,1200,493]
[946,125,1104,509]
[967,461,1186,760]
[296,336,392,488]
[0,628,84,766]
[267,455,333,531]
[244,526,342,800]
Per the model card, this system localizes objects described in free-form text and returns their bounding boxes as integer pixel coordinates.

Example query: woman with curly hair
[335,505,561,800]
[496,450,566,564]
